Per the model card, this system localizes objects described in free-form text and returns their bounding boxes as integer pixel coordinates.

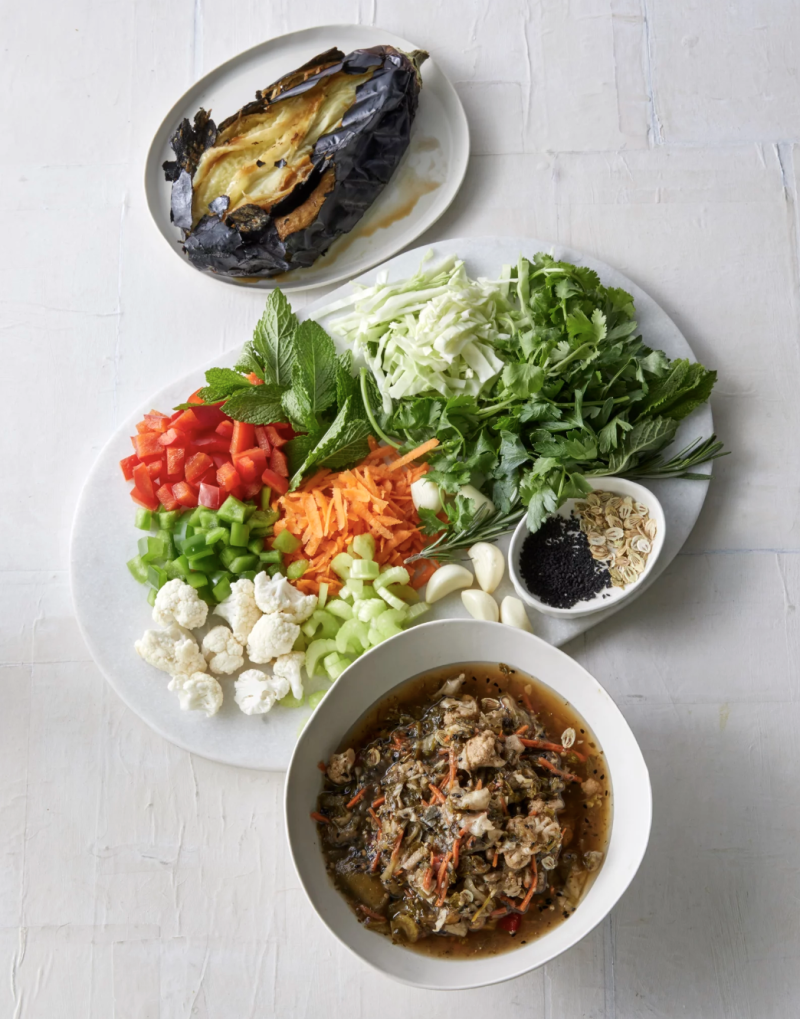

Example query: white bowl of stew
[284,619,651,989]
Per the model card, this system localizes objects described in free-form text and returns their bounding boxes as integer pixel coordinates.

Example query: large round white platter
[71,237,713,771]
[144,25,469,292]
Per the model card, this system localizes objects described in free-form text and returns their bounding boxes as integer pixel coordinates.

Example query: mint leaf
[199,367,250,404]
[289,319,337,428]
[285,432,322,478]
[607,416,677,473]
[336,350,361,410]
[221,383,285,425]
[253,289,298,387]
[288,396,370,487]
[281,388,310,432]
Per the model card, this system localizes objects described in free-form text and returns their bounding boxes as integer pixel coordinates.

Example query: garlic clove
[461,589,500,622]
[467,541,505,593]
[459,484,495,516]
[410,477,443,513]
[500,596,532,632]
[424,564,474,604]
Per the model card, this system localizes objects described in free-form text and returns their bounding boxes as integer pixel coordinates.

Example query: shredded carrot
[276,445,439,594]
[390,830,405,861]
[370,851,382,873]
[346,787,368,809]
[515,724,529,736]
[447,748,457,789]
[536,757,581,783]
[368,807,382,828]
[422,865,434,891]
[357,904,386,921]
[435,851,453,905]
[519,859,538,912]
[372,795,386,809]
[521,693,534,713]
[453,836,462,869]
[317,760,327,772]
[492,849,499,868]
[428,783,447,804]
[476,779,483,790]
[521,737,586,761]
[310,812,330,824]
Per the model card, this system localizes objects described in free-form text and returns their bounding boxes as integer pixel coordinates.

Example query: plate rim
[143,22,470,292]
[71,235,713,770]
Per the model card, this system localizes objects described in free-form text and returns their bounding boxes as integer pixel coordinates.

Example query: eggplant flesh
[163,45,427,278]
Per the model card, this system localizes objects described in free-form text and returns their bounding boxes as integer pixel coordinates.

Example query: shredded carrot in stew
[275,441,440,595]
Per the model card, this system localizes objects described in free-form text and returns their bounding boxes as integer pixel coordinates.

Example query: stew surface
[313,662,612,958]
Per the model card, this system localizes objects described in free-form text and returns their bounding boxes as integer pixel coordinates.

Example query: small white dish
[284,619,651,990]
[508,477,666,619]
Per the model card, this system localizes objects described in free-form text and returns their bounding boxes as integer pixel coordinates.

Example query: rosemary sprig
[619,434,728,480]
[404,505,525,565]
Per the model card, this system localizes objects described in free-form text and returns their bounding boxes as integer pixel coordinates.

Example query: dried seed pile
[518,515,612,609]
[574,491,657,589]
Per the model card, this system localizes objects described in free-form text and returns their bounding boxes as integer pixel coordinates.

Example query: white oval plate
[144,25,469,292]
[71,237,713,771]
[285,619,652,989]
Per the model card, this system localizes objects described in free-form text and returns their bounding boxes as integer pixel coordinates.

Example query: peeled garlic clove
[410,477,443,513]
[459,484,495,516]
[425,564,473,604]
[467,541,505,593]
[461,589,499,622]
[500,596,532,632]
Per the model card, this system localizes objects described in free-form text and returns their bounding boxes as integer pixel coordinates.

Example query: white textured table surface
[3,1,799,1015]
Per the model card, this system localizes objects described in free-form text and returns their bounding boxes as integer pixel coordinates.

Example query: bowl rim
[284,619,652,989]
[508,477,666,619]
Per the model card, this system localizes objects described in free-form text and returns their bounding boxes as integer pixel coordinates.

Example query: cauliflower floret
[152,578,209,630]
[246,613,300,664]
[202,625,245,675]
[234,669,291,715]
[168,672,223,717]
[213,579,261,643]
[272,651,306,700]
[135,625,207,676]
[253,573,317,623]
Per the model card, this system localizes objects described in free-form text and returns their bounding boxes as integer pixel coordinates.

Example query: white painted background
[3,0,798,1015]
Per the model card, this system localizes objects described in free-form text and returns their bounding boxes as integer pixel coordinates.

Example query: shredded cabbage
[321,254,508,413]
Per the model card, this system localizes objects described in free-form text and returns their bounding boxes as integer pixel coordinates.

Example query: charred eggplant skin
[162,45,427,278]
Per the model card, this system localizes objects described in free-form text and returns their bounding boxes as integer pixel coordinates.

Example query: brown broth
[322,662,613,959]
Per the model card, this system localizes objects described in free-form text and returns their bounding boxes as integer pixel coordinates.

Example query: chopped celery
[287,559,308,580]
[127,555,148,584]
[306,639,338,677]
[218,495,247,524]
[212,577,232,602]
[335,618,370,654]
[331,552,354,579]
[135,508,153,530]
[354,586,381,601]
[292,631,307,652]
[374,566,410,590]
[355,599,388,622]
[185,571,209,589]
[280,693,304,710]
[376,585,406,610]
[273,529,301,554]
[345,578,364,597]
[327,600,354,621]
[375,607,408,636]
[259,549,283,564]
[308,689,328,708]
[351,533,375,561]
[318,582,329,609]
[350,559,379,580]
[205,526,229,547]
[406,601,430,622]
[230,554,258,573]
[387,583,419,603]
[302,609,340,639]
[230,521,250,547]
[323,652,350,680]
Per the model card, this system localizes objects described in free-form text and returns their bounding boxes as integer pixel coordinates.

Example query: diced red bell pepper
[158,428,182,447]
[198,483,222,510]
[215,419,234,439]
[262,467,289,496]
[265,424,288,448]
[146,460,163,479]
[217,462,241,492]
[198,466,218,487]
[270,447,289,478]
[133,432,163,459]
[144,411,170,433]
[187,389,204,405]
[235,445,267,467]
[230,420,255,456]
[246,373,263,385]
[120,454,139,481]
[172,408,202,433]
[135,419,152,434]
[185,452,214,485]
[235,456,258,484]
[254,426,272,454]
[131,487,159,512]
[172,481,198,507]
[211,452,230,469]
[166,446,185,478]
[192,405,226,429]
[497,913,521,935]
[133,462,156,501]
[191,432,232,453]
[241,479,263,500]
[156,483,179,511]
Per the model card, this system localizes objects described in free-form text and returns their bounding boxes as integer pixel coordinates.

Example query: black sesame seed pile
[519,514,611,609]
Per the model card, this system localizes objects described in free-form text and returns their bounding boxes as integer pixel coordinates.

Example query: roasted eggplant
[163,45,427,279]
